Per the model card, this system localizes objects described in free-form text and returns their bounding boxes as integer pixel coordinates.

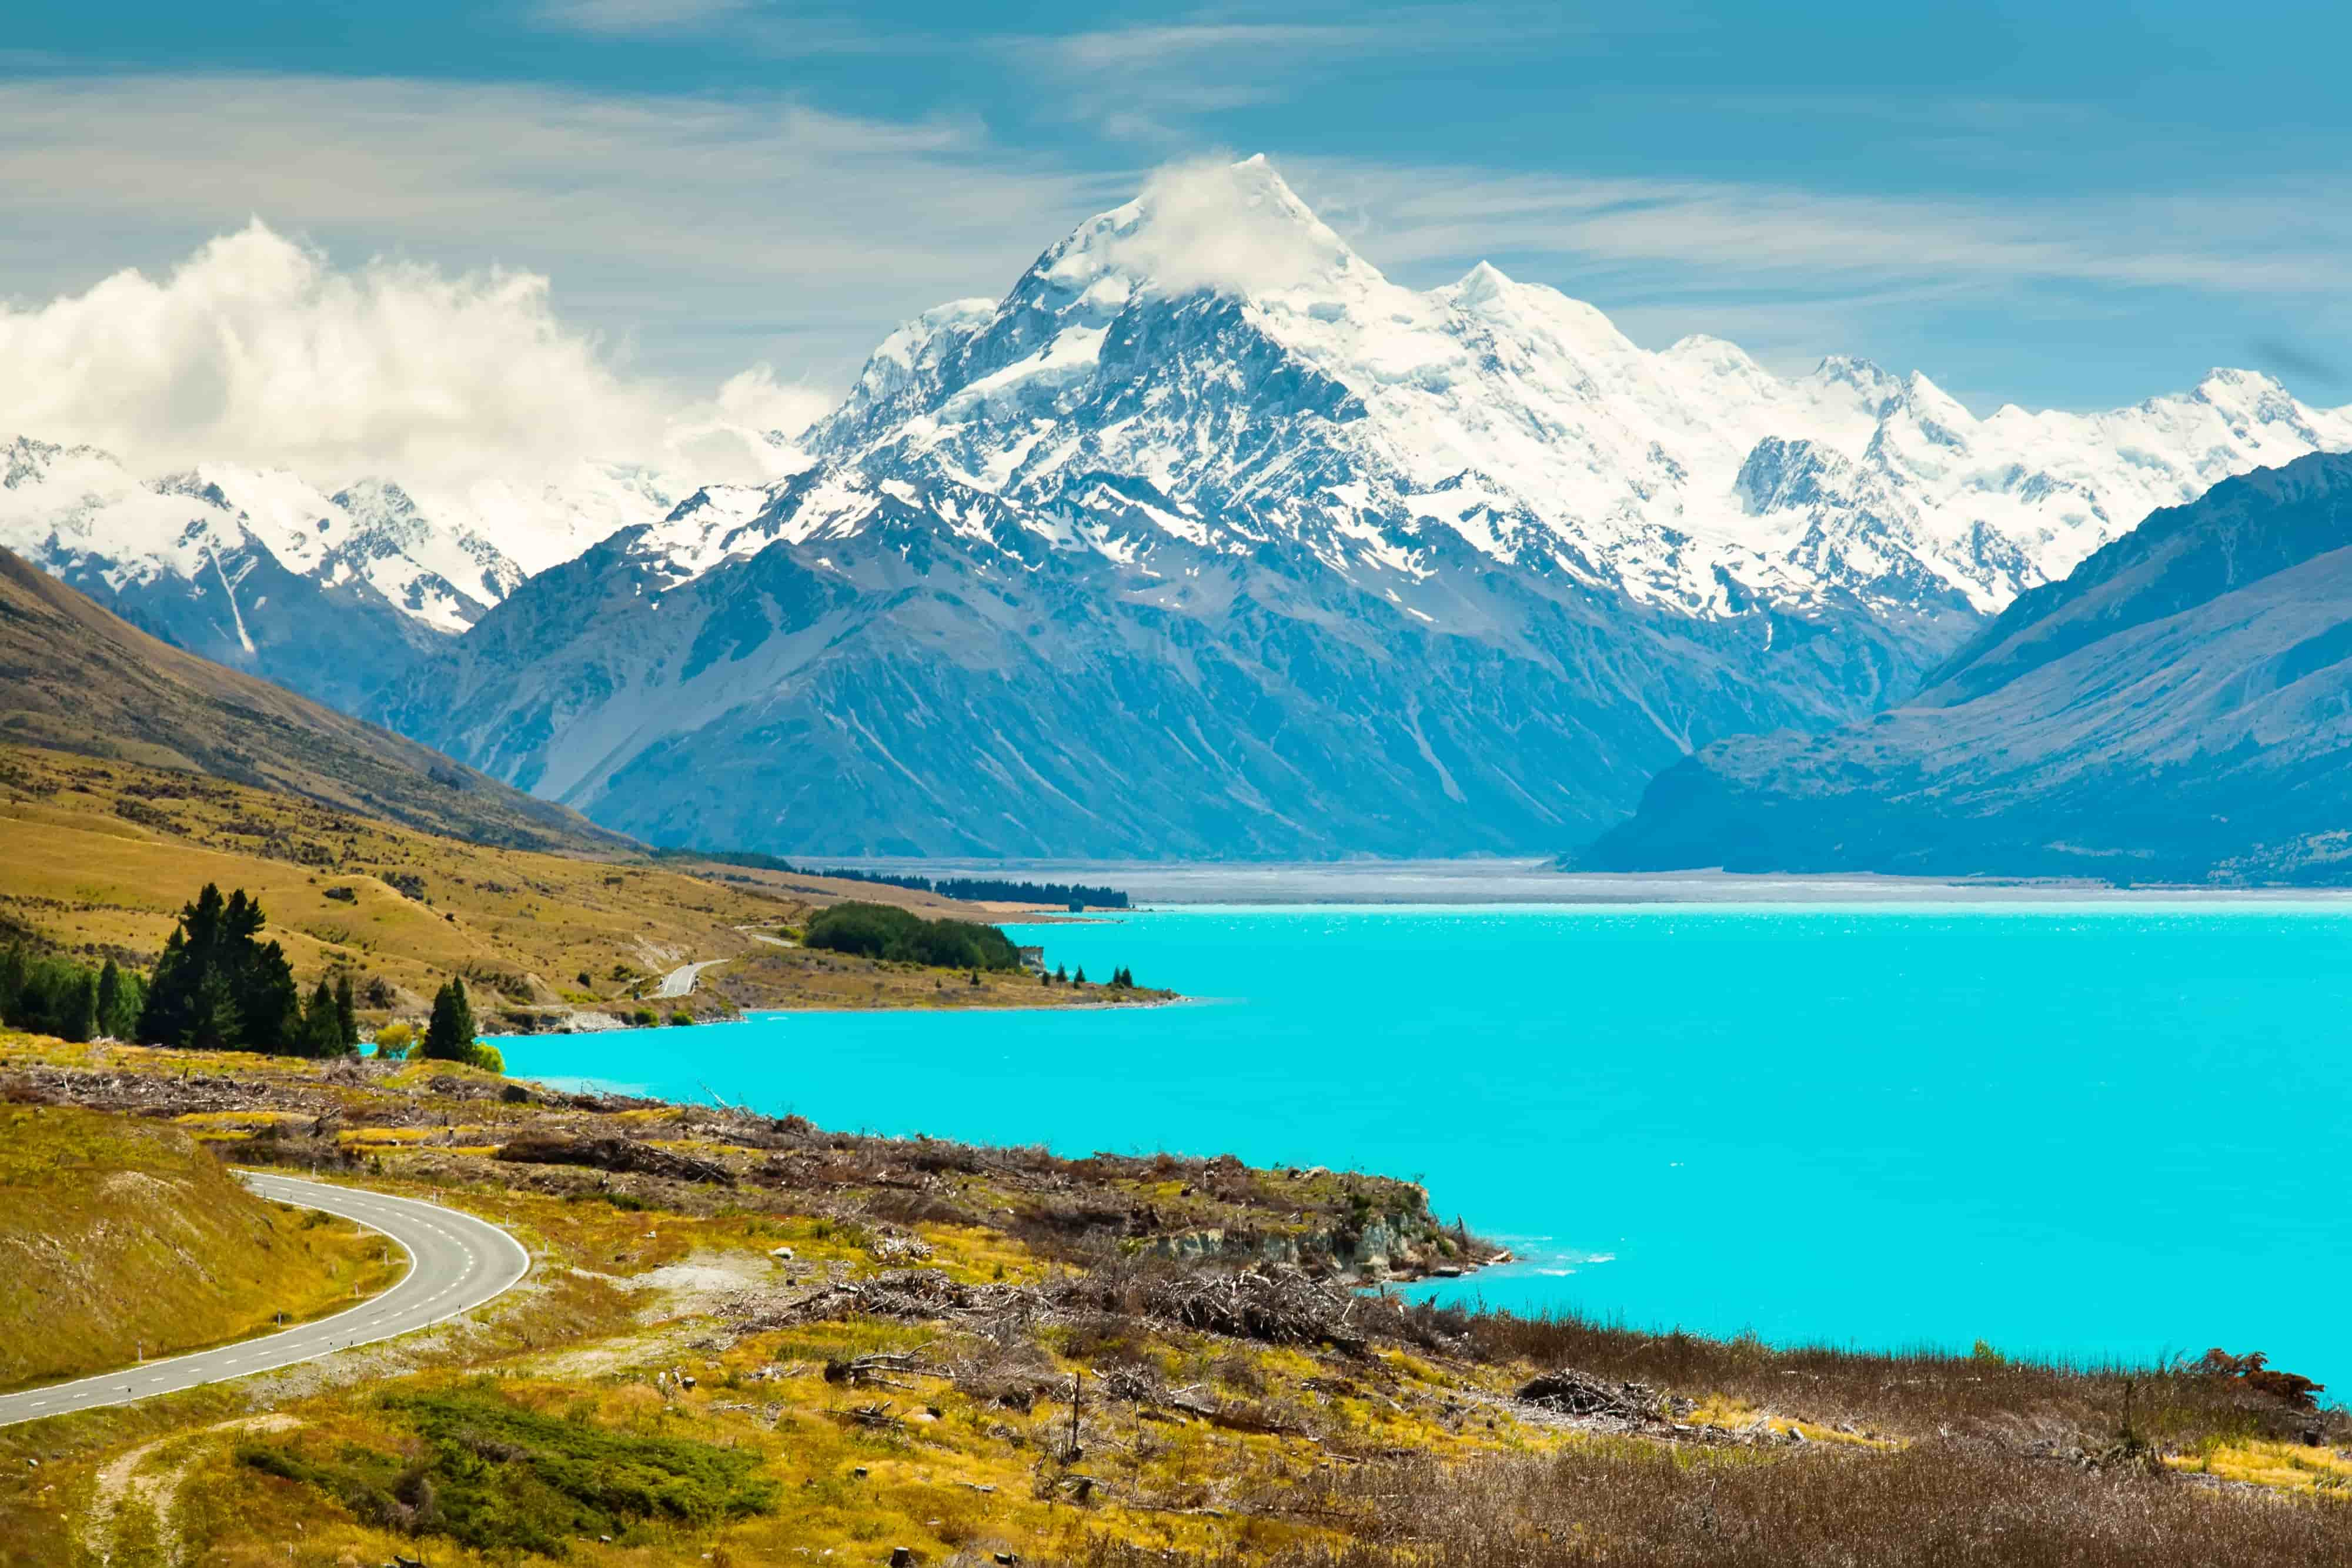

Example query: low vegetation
[0,744,1153,1043]
[238,1382,779,1553]
[1,1033,2343,1568]
[801,901,1025,970]
[0,1103,399,1391]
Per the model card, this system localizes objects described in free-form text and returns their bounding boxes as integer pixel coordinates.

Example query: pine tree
[422,978,477,1061]
[1054,963,1068,984]
[139,927,192,1044]
[298,978,342,1057]
[59,972,98,1043]
[1073,965,1088,986]
[333,975,359,1048]
[139,883,298,1051]
[187,967,240,1051]
[0,945,26,1028]
[95,959,123,1039]
[237,940,299,1054]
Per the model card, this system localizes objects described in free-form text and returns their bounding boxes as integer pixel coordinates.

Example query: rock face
[378,160,2352,858]
[1579,452,2352,883]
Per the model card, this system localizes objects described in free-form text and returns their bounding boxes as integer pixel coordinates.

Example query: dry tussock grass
[1073,1439,2352,1567]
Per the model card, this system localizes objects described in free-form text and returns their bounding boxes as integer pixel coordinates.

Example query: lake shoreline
[803,857,2352,906]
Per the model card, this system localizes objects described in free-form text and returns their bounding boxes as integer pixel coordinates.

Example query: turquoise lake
[503,903,2352,1389]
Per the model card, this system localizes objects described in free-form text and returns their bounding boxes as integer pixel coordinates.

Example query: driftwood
[1514,1369,1665,1423]
[841,1400,904,1431]
[493,1134,734,1186]
[824,1350,938,1389]
[732,1263,1384,1356]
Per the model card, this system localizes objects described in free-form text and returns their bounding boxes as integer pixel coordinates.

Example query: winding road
[0,1172,530,1429]
[653,959,724,998]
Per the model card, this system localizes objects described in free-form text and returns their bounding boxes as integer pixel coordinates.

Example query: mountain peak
[1453,260,1515,305]
[1041,155,1375,302]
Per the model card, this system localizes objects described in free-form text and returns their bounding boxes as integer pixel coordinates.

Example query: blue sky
[4,1,2350,417]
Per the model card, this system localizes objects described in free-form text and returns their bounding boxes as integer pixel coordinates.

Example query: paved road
[653,959,724,998]
[0,1172,529,1429]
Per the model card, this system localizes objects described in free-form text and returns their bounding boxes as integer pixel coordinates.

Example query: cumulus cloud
[1098,156,1354,298]
[0,220,811,489]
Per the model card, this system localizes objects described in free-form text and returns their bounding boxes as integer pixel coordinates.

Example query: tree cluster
[800,901,1023,971]
[136,884,360,1057]
[0,946,143,1043]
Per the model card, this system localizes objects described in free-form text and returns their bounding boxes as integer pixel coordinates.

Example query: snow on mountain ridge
[0,433,704,637]
[755,157,2352,622]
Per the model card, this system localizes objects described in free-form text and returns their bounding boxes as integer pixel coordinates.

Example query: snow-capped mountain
[371,160,2352,857]
[17,156,2352,858]
[623,157,2352,623]
[0,435,691,708]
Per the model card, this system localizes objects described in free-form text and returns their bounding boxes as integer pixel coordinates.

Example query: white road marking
[0,1172,529,1429]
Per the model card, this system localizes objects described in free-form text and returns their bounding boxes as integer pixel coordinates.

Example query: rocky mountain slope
[382,159,2352,856]
[1579,452,2352,882]
[0,436,687,712]
[12,159,2352,857]
[0,546,625,851]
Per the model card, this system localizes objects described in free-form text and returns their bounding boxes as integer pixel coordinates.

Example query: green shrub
[800,901,1023,971]
[632,1008,658,1027]
[237,1382,776,1554]
[668,1011,694,1027]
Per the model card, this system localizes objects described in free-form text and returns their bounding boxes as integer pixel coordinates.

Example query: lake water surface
[504,904,2352,1388]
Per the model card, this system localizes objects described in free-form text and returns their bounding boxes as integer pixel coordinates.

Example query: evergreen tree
[187,968,241,1051]
[298,978,343,1057]
[139,883,300,1052]
[95,959,123,1038]
[139,928,191,1044]
[1054,962,1068,984]
[59,972,98,1043]
[142,884,227,1045]
[1073,965,1087,985]
[225,891,299,1052]
[422,978,478,1061]
[0,945,25,1026]
[333,975,359,1048]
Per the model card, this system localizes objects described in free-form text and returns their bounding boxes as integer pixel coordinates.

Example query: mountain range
[8,158,2352,859]
[1582,451,2352,883]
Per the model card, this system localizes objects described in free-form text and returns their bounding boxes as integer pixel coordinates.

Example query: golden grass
[2172,1437,2352,1493]
[5,1041,2341,1568]
[0,1106,401,1392]
[0,743,1129,1027]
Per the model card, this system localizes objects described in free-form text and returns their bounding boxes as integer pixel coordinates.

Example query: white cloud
[0,219,810,490]
[1094,156,1351,297]
[1287,162,2352,297]
[530,0,753,35]
[0,75,1129,392]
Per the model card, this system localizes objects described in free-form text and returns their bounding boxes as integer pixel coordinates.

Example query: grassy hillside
[0,548,622,853]
[0,743,1160,1027]
[0,1102,396,1391]
[1,1038,2343,1568]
